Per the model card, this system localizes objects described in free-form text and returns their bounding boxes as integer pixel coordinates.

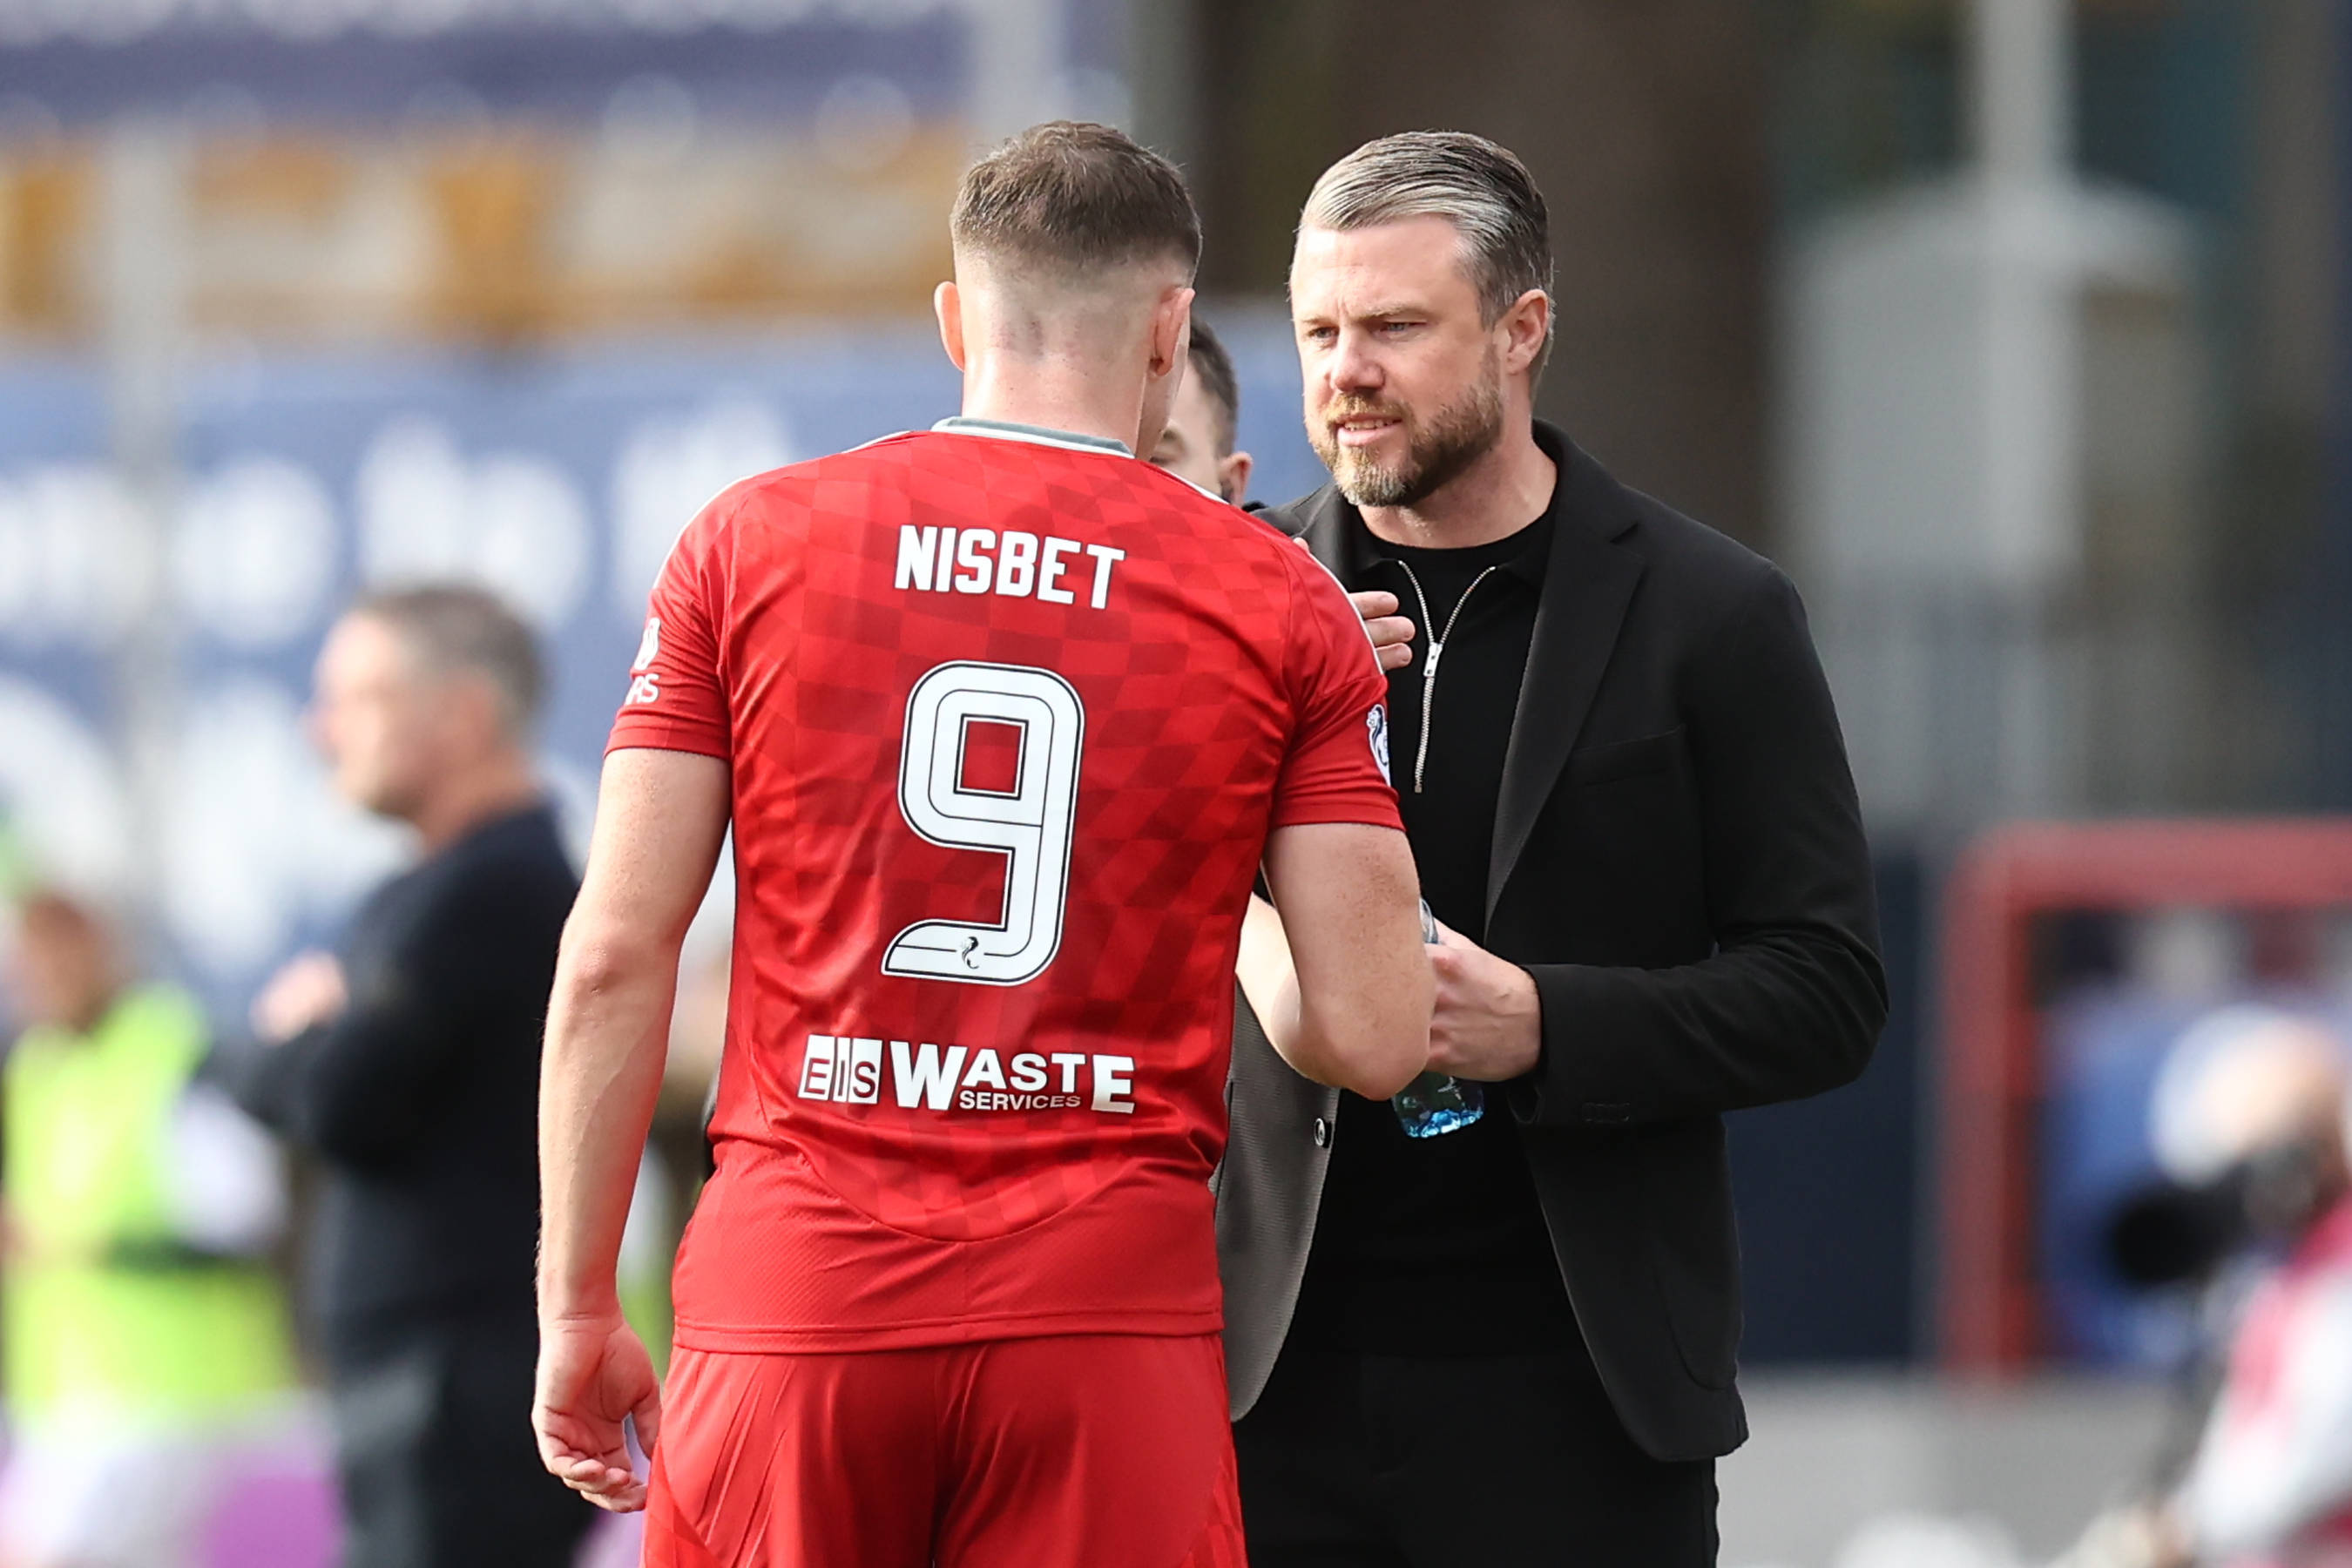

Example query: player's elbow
[1335,1032,1429,1101]
[1351,990,1436,1099]
[553,922,669,1007]
[1295,975,1432,1100]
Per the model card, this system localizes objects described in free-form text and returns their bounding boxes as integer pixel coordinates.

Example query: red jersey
[609,418,1400,1353]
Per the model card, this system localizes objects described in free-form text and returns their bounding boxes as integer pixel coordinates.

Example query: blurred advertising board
[0,0,1134,338]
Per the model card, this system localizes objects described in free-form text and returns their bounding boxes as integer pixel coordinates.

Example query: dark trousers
[328,1317,598,1568]
[1234,1343,1718,1567]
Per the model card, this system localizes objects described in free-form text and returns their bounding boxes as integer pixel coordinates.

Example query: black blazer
[1217,424,1887,1462]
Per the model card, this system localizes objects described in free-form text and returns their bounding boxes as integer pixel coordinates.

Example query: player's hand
[251,950,347,1043]
[1425,921,1541,1081]
[1349,591,1417,672]
[533,1312,662,1513]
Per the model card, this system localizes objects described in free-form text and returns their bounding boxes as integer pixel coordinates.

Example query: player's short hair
[351,583,545,737]
[1186,319,1240,458]
[1301,131,1555,379]
[952,121,1201,281]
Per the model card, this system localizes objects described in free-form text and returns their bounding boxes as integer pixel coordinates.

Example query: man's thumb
[631,1384,664,1459]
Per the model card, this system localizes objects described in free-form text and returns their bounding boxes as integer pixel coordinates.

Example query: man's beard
[1312,358,1506,510]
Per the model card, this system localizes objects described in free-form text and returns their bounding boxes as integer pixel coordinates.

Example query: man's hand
[1287,535,1412,667]
[251,950,347,1044]
[533,1313,662,1513]
[1427,922,1542,1081]
[1350,590,1416,672]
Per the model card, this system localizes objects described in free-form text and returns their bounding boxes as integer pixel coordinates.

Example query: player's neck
[1358,420,1556,551]
[959,358,1145,454]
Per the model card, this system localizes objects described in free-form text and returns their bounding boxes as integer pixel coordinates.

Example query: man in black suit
[1220,131,1887,1565]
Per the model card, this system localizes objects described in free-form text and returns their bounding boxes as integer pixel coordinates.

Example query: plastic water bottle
[1391,899,1485,1139]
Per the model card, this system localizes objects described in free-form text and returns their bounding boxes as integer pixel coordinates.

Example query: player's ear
[934,280,967,372]
[1220,449,1254,508]
[1148,286,1195,383]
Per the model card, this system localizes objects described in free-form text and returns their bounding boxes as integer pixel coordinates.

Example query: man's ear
[449,671,510,758]
[1500,287,1550,378]
[934,280,966,372]
[1149,285,1196,382]
[1220,449,1254,508]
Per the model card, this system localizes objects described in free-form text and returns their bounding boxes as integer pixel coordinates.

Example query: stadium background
[0,0,2342,1562]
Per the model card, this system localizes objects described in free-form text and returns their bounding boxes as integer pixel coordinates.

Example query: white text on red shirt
[894,525,1124,609]
[796,1033,1137,1116]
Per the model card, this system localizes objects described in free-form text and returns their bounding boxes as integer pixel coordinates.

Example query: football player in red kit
[532,121,1431,1568]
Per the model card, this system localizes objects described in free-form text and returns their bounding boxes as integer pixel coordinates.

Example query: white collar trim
[930,416,1134,458]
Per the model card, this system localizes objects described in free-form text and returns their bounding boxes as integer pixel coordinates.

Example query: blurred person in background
[1150,316,1254,504]
[0,882,295,1568]
[2065,1007,2352,1568]
[226,585,595,1568]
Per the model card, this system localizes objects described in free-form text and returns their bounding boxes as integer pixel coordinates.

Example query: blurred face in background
[7,896,118,1035]
[310,612,490,823]
[1150,364,1252,504]
[2159,1013,2352,1241]
[1290,215,1509,509]
[2211,1032,2351,1234]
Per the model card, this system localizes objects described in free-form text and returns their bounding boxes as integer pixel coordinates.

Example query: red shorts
[642,1334,1246,1568]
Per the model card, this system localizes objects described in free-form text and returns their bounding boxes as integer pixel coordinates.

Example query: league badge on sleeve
[1367,705,1392,785]
[624,618,663,706]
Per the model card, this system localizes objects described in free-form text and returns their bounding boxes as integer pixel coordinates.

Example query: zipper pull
[1415,639,1442,794]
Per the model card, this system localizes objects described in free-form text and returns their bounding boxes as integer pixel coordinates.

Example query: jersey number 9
[883,660,1085,986]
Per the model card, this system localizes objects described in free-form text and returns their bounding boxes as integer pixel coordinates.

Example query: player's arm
[1245,822,1430,1099]
[534,747,729,1513]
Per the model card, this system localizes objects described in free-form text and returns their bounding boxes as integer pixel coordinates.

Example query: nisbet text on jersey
[894,526,1125,609]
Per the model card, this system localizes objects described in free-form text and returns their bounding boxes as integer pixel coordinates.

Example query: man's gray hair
[352,582,545,737]
[1301,131,1555,376]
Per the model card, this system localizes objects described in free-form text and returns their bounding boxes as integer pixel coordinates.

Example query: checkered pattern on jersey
[613,429,1396,1342]
[736,436,1290,1234]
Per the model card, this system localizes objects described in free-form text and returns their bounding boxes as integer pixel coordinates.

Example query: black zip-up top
[1287,498,1572,1355]
[1355,503,1553,943]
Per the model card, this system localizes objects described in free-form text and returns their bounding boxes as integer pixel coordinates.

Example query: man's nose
[1329,329,1384,395]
